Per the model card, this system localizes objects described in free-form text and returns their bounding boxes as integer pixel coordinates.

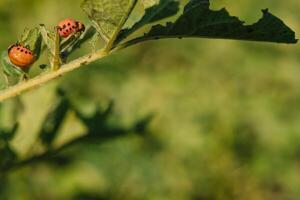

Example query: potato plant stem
[0,49,109,102]
[52,27,62,71]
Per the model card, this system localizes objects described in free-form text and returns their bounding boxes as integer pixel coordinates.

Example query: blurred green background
[0,0,300,199]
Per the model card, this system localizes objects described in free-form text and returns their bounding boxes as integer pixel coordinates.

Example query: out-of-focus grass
[1,0,300,200]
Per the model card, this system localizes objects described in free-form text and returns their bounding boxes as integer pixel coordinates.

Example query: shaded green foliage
[124,0,297,47]
[115,0,180,44]
[0,124,18,170]
[38,94,70,147]
[81,0,138,43]
[0,89,153,173]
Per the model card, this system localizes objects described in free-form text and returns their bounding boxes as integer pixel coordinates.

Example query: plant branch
[0,49,109,102]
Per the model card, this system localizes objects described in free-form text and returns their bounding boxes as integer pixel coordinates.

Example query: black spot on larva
[63,25,66,28]
[25,51,28,54]
[21,49,23,52]
[72,26,75,28]
[63,32,67,35]
[68,23,71,26]
[80,24,85,32]
[17,48,20,50]
[69,28,72,31]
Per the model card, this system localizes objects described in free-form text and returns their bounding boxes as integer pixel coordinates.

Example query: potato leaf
[1,52,25,86]
[115,0,179,45]
[39,24,55,56]
[19,27,42,59]
[121,0,297,48]
[141,0,159,8]
[82,0,137,49]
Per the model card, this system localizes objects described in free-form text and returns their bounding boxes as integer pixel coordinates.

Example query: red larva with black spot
[8,44,35,68]
[58,18,85,38]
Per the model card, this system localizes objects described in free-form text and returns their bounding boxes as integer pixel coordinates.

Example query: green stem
[52,27,62,71]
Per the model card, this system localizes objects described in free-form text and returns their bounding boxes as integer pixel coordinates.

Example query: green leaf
[141,0,159,8]
[81,0,138,49]
[1,52,25,86]
[122,0,297,47]
[115,0,179,45]
[19,27,42,59]
[39,24,55,56]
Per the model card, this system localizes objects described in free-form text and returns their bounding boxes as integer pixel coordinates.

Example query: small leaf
[141,0,159,8]
[122,0,297,47]
[115,0,179,45]
[19,27,42,59]
[1,52,25,86]
[81,0,138,49]
[39,24,55,56]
